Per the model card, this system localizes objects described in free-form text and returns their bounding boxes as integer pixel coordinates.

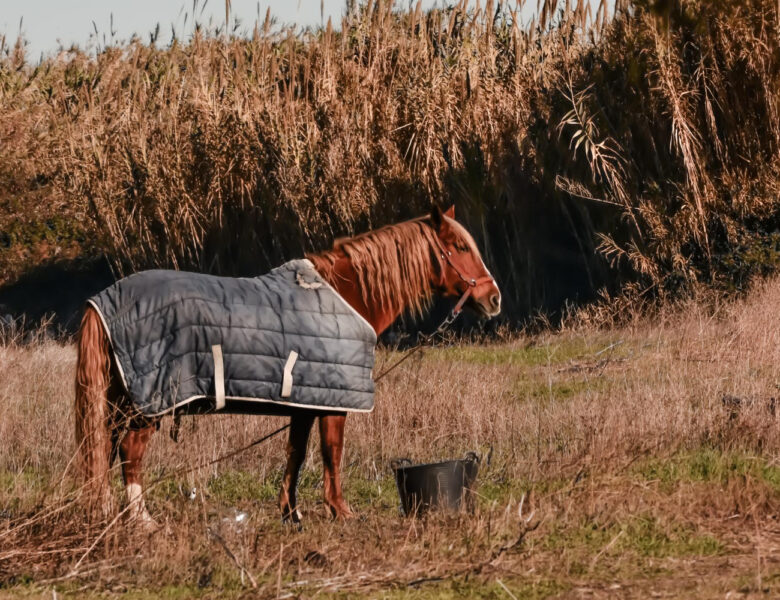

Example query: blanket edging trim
[149,393,375,418]
[301,259,377,380]
[87,298,131,394]
[300,258,377,337]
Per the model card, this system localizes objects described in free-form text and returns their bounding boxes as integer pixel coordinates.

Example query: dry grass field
[2,0,780,597]
[2,277,780,598]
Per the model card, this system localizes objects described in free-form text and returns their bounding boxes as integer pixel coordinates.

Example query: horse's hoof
[281,507,303,527]
[327,504,354,521]
[139,517,160,533]
[127,510,160,533]
[282,518,304,532]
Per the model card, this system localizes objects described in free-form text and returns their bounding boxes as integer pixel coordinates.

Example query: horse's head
[429,205,501,318]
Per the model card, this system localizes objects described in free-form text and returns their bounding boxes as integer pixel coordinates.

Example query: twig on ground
[497,578,519,600]
[208,527,258,588]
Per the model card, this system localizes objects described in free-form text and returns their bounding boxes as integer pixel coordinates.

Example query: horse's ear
[444,205,455,219]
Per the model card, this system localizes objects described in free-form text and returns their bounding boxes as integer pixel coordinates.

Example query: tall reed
[1,0,778,321]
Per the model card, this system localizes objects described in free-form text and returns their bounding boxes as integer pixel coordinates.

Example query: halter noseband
[432,235,495,316]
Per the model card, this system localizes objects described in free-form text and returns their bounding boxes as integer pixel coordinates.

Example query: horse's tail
[74,305,114,517]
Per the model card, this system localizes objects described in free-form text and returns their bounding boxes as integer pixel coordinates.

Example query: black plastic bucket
[391,452,480,515]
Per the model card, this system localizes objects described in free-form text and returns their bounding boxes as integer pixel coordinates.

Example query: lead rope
[167,304,462,466]
[186,302,463,464]
[163,422,291,476]
[373,303,463,383]
[374,242,495,383]
[174,303,461,455]
[170,257,483,454]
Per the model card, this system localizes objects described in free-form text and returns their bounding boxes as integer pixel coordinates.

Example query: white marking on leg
[126,482,153,524]
[126,482,142,503]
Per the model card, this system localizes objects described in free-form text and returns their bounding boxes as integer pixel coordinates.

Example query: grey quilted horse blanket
[88,259,376,416]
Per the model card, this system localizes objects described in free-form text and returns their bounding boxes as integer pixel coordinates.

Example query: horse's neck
[309,254,405,335]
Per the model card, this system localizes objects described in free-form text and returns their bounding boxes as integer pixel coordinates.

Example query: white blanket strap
[212,344,226,410]
[281,351,299,398]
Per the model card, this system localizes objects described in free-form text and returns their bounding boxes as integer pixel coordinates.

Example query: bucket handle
[390,457,413,471]
[466,445,493,466]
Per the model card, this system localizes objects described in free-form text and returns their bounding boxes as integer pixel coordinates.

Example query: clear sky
[1,0,551,62]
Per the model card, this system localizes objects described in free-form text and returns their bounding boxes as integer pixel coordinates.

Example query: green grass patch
[203,468,323,505]
[475,478,527,504]
[476,472,571,503]
[344,473,400,511]
[319,577,566,599]
[513,374,612,402]
[635,449,780,492]
[206,470,279,504]
[0,582,244,599]
[0,468,50,513]
[622,516,723,558]
[5,577,565,600]
[542,514,724,561]
[426,337,627,367]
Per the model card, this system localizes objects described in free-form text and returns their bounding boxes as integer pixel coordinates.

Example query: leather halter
[432,235,496,316]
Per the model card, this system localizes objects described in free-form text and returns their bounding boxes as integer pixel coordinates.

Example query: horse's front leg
[278,412,316,523]
[319,413,353,519]
[119,422,158,528]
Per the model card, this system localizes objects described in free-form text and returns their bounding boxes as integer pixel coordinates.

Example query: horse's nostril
[490,294,500,309]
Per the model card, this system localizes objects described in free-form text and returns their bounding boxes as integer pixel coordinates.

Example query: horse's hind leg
[119,420,158,527]
[107,376,129,470]
[319,413,353,519]
[278,412,316,523]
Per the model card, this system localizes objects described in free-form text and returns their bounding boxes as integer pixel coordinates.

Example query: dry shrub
[1,0,779,322]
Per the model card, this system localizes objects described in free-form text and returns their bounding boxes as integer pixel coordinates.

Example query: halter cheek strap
[433,236,496,316]
[373,236,495,384]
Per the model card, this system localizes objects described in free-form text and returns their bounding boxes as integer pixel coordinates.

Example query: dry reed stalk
[2,1,778,321]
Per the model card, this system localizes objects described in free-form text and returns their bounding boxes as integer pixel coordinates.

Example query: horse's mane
[307,217,438,319]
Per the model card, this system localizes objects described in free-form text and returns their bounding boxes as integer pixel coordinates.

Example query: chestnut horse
[74,206,501,525]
